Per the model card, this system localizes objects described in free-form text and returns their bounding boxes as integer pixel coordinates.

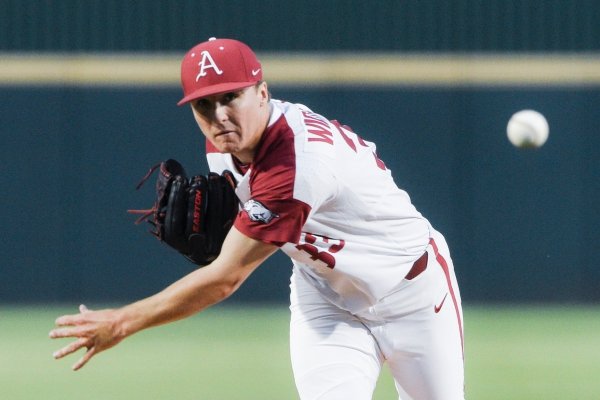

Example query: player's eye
[194,98,211,111]
[222,92,237,103]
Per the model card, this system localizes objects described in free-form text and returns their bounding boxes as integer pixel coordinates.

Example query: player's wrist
[114,304,146,338]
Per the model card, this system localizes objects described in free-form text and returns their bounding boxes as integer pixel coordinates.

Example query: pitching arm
[49,226,277,371]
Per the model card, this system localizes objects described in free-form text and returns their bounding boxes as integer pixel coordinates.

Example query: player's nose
[213,103,229,122]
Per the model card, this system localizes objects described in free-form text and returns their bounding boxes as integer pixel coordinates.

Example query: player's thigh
[290,275,383,400]
[386,305,464,400]
[382,242,464,399]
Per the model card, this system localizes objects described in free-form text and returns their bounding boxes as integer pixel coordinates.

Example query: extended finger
[72,346,97,371]
[54,313,85,327]
[52,337,90,359]
[49,324,91,339]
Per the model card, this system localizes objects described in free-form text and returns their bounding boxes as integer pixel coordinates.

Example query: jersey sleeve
[234,184,311,246]
[234,115,337,246]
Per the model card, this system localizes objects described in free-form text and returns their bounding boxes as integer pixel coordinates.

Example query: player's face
[190,82,270,164]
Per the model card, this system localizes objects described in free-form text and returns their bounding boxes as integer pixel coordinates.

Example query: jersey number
[295,233,345,269]
[332,120,387,171]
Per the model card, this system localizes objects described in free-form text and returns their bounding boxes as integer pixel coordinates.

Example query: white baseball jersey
[207,99,432,313]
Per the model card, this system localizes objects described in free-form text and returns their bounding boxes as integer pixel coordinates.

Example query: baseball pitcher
[50,38,464,400]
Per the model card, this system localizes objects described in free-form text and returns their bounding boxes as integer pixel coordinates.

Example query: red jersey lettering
[303,111,334,145]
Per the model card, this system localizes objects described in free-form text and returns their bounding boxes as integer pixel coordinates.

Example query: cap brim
[177,81,257,106]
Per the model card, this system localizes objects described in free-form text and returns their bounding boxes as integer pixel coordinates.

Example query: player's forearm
[116,265,238,337]
[115,228,276,338]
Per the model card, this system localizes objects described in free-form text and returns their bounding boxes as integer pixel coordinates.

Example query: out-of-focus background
[2,1,599,399]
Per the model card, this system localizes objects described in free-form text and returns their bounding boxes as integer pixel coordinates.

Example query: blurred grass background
[2,304,599,399]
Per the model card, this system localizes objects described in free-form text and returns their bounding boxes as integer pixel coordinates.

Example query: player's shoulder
[271,99,323,127]
[271,99,336,153]
[271,98,311,112]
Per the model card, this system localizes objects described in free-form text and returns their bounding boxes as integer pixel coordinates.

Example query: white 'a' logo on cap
[195,50,224,81]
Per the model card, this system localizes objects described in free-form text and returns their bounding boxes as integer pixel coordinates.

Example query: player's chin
[212,139,241,155]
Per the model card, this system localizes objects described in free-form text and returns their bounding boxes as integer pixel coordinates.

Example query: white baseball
[506,109,549,148]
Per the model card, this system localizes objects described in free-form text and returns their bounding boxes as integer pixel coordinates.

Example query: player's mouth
[215,130,236,138]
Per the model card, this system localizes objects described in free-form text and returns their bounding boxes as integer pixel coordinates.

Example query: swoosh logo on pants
[434,293,448,313]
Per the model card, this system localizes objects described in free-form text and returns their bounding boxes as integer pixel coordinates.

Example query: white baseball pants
[289,231,464,400]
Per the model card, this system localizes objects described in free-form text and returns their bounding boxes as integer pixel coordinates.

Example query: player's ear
[256,81,270,103]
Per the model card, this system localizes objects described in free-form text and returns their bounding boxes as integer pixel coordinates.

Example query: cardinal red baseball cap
[177,37,263,106]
